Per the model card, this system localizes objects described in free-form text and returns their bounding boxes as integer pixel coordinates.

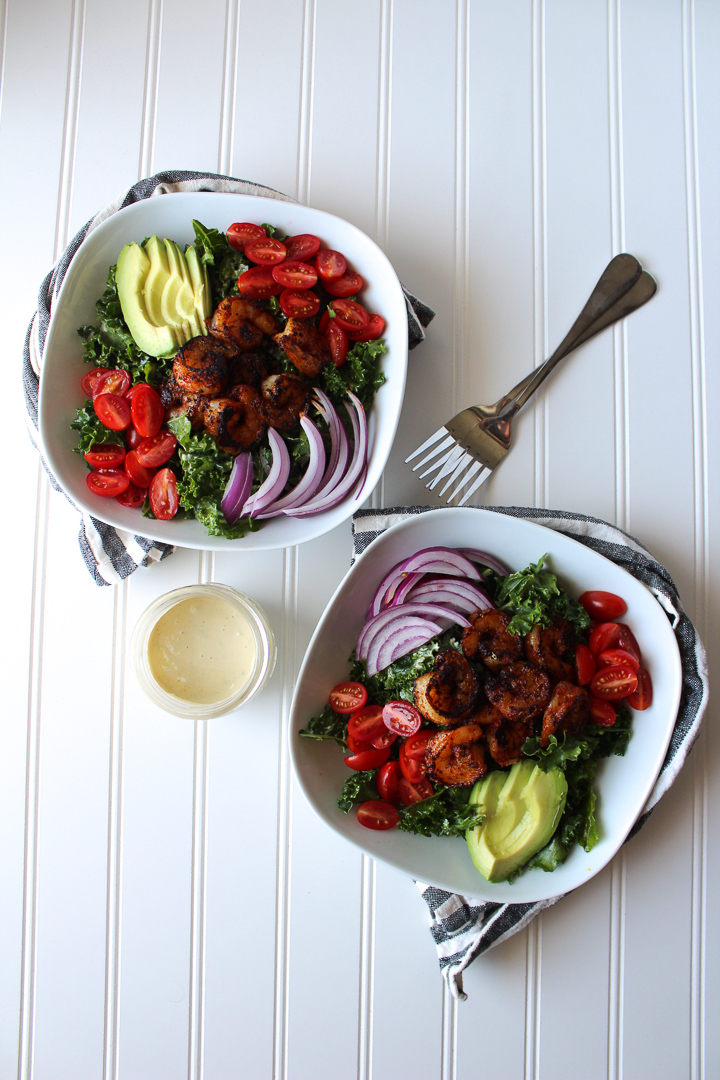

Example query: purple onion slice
[366,619,443,678]
[357,602,470,661]
[460,548,509,576]
[254,416,326,518]
[401,586,487,615]
[242,429,291,518]
[220,452,253,525]
[284,392,367,517]
[396,546,482,581]
[405,578,494,611]
[312,389,350,498]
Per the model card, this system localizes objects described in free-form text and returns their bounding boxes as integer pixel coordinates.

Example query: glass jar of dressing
[131,584,276,719]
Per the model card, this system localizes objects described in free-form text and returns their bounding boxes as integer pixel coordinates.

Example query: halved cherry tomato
[323,271,364,298]
[125,426,144,450]
[115,481,147,508]
[371,728,398,750]
[597,648,640,673]
[84,444,126,469]
[86,469,129,498]
[357,800,399,830]
[124,450,155,488]
[589,622,641,664]
[627,667,653,710]
[227,222,266,251]
[323,321,349,367]
[590,662,638,700]
[329,681,368,713]
[346,731,373,754]
[399,729,434,783]
[398,776,434,806]
[580,591,627,621]
[135,431,177,467]
[347,705,385,744]
[376,761,403,805]
[130,384,164,438]
[316,249,347,281]
[279,288,319,318]
[575,643,596,686]
[94,393,131,431]
[93,369,131,398]
[80,367,113,397]
[589,698,617,727]
[382,700,422,737]
[148,468,179,520]
[328,298,369,332]
[284,234,321,261]
[318,310,331,334]
[237,266,283,298]
[244,236,287,265]
[271,259,318,290]
[346,313,386,342]
[343,746,391,771]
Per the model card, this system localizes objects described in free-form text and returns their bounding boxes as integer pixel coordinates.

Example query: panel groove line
[607,859,627,1080]
[296,0,316,204]
[139,0,163,179]
[356,855,375,1080]
[54,0,85,260]
[441,978,457,1080]
[0,0,8,123]
[187,719,210,1080]
[524,919,541,1080]
[531,0,548,509]
[374,0,393,510]
[452,0,469,425]
[218,0,239,175]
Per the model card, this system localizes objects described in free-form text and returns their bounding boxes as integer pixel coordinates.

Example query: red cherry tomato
[94,393,131,431]
[371,728,398,750]
[93,369,131,398]
[589,698,617,727]
[279,288,319,318]
[575,643,596,686]
[589,622,641,664]
[271,259,318,290]
[80,367,113,397]
[382,700,422,738]
[347,705,385,743]
[597,648,640,674]
[346,731,373,753]
[323,271,364,298]
[237,266,283,298]
[346,313,386,342]
[318,310,331,334]
[115,481,147,508]
[357,800,399,830]
[399,729,434,783]
[323,321,349,367]
[244,236,287,265]
[580,591,627,621]
[124,450,155,488]
[343,746,391,771]
[398,776,434,806]
[316,249,347,281]
[627,667,653,710]
[84,443,126,469]
[86,469,129,498]
[376,761,403,805]
[124,426,144,450]
[328,298,369,332]
[328,681,368,713]
[590,663,638,700]
[135,431,177,468]
[284,234,322,261]
[148,468,179,520]
[130,384,164,438]
[227,222,266,251]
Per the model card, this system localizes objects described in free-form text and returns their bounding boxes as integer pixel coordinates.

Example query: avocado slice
[185,244,211,331]
[143,235,173,327]
[466,761,567,883]
[116,242,178,358]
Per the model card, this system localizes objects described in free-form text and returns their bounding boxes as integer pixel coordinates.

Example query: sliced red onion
[284,391,367,517]
[386,572,425,607]
[402,585,489,615]
[366,619,443,678]
[397,546,482,581]
[220,452,253,525]
[405,578,495,611]
[367,568,424,620]
[312,389,350,498]
[242,428,291,518]
[253,416,326,518]
[357,602,471,661]
[460,548,509,576]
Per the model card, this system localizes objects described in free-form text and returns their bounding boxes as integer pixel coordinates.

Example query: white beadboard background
[1,1,718,1078]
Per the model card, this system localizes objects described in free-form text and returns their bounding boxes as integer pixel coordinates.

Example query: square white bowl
[289,507,683,902]
[38,192,408,550]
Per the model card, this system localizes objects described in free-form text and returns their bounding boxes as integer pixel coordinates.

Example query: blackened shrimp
[208,297,264,352]
[203,385,266,453]
[164,393,206,430]
[462,609,522,671]
[230,351,271,389]
[274,318,331,378]
[540,681,589,748]
[486,715,534,768]
[425,723,487,787]
[225,295,281,337]
[173,336,236,396]
[414,650,480,724]
[260,374,311,431]
[485,661,551,724]
[524,618,576,682]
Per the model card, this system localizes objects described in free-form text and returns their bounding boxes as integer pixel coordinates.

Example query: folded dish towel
[23,170,434,585]
[351,504,708,1000]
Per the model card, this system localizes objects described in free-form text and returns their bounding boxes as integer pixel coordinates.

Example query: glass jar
[131,583,276,719]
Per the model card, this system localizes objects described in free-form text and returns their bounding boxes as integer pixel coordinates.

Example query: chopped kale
[494,555,592,638]
[299,705,348,748]
[397,785,484,838]
[337,770,378,813]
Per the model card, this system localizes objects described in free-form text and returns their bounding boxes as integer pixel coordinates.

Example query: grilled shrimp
[203,385,266,453]
[229,351,272,389]
[414,650,480,724]
[274,318,331,377]
[164,393,206,430]
[462,609,523,671]
[485,661,551,724]
[425,723,487,787]
[208,297,264,352]
[524,618,576,682]
[226,295,281,337]
[540,681,589,748]
[259,373,311,431]
[486,715,534,768]
[173,336,236,396]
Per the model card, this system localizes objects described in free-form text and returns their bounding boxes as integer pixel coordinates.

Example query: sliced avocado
[165,240,201,340]
[116,242,178,358]
[466,761,567,883]
[143,235,172,327]
[185,244,211,331]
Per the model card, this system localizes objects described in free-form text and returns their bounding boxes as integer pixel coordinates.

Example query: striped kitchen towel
[351,505,708,1000]
[23,170,434,586]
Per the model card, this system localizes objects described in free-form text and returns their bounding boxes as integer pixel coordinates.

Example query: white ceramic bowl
[289,507,683,902]
[38,192,408,550]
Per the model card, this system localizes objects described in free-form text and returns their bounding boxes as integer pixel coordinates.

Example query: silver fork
[406,254,657,505]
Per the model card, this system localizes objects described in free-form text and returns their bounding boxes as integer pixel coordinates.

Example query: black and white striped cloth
[23,170,434,585]
[352,505,709,1000]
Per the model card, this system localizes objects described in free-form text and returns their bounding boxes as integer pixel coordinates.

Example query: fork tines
[405,427,491,505]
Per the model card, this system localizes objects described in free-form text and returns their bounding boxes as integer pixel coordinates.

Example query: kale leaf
[71,400,122,455]
[494,555,591,638]
[322,338,387,410]
[298,705,348,748]
[397,785,484,838]
[350,629,463,705]
[337,770,378,813]
[192,219,249,303]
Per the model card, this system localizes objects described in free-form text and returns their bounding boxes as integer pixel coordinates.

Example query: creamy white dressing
[147,595,256,704]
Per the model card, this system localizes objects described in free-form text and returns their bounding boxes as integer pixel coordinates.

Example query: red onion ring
[243,429,291,518]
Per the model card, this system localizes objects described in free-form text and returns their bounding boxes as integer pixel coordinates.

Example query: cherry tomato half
[124,450,155,489]
[244,236,287,265]
[580,590,627,621]
[323,321,349,367]
[115,481,147,508]
[346,313,386,342]
[329,681,368,714]
[271,259,318,290]
[148,468,179,520]
[124,426,144,450]
[135,431,177,468]
[399,729,434,783]
[371,728,398,750]
[316,249,347,281]
[279,288,319,318]
[357,800,399,830]
[382,700,422,738]
[347,705,385,743]
[589,698,617,727]
[597,648,640,674]
[86,469,129,498]
[227,222,266,251]
[84,444,126,469]
[376,761,403,806]
[627,667,653,710]
[80,366,113,397]
[93,368,131,398]
[590,662,638,701]
[398,776,433,806]
[346,731,373,753]
[589,622,642,664]
[323,271,364,298]
[237,266,283,299]
[130,384,164,438]
[328,298,369,333]
[575,643,596,686]
[343,746,391,771]
[284,234,322,261]
[94,393,131,431]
